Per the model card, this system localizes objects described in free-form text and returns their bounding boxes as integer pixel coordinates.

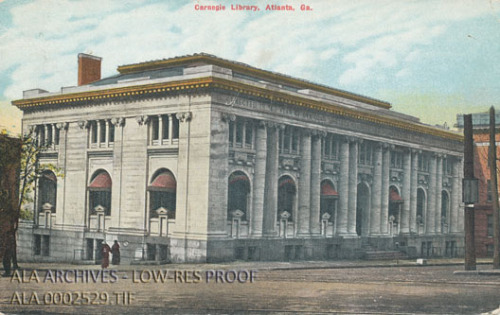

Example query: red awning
[229,174,249,185]
[390,188,403,203]
[42,172,57,182]
[88,172,112,189]
[149,172,176,191]
[279,177,295,188]
[321,182,338,196]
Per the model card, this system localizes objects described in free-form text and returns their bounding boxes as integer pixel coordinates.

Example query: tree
[1,128,62,275]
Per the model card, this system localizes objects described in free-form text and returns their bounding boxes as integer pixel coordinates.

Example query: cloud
[0,0,494,103]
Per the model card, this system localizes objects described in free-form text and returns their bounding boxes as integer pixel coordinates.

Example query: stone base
[16,225,465,264]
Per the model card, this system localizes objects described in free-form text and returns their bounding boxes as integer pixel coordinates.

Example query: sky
[0,0,499,135]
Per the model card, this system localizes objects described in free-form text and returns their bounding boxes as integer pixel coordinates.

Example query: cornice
[117,54,391,109]
[12,76,463,142]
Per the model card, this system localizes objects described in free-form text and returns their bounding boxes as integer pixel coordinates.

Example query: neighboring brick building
[457,113,500,258]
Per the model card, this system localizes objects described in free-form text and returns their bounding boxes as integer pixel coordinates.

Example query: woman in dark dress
[101,242,111,269]
[111,240,120,265]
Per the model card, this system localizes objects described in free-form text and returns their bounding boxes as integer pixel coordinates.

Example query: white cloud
[0,0,493,103]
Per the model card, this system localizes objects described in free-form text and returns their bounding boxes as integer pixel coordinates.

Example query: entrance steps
[363,250,408,260]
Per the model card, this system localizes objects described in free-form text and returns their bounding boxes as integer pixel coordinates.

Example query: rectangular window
[228,121,234,146]
[34,235,41,255]
[42,235,50,256]
[151,117,159,141]
[245,122,253,147]
[90,121,98,144]
[99,120,106,143]
[235,120,243,145]
[108,123,115,143]
[162,115,169,140]
[487,214,493,237]
[172,115,179,139]
[54,128,60,146]
[418,154,429,172]
[283,127,291,152]
[391,151,403,168]
[292,129,299,153]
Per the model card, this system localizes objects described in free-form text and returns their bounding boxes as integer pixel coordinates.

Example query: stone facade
[14,53,464,263]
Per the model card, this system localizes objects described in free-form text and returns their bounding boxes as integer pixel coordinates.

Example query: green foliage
[18,129,63,219]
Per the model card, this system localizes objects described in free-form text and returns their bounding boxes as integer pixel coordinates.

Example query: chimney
[78,53,102,86]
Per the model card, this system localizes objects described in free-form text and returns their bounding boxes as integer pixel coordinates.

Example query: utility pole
[463,114,476,270]
[489,107,500,269]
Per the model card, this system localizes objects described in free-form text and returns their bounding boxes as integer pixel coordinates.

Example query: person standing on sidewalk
[101,241,111,269]
[111,240,120,265]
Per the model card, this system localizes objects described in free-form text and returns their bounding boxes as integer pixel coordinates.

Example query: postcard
[1,0,500,314]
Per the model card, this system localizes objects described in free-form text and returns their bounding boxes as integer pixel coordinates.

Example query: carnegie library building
[13,53,464,263]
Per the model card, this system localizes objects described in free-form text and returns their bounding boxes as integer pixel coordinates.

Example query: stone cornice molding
[12,75,463,142]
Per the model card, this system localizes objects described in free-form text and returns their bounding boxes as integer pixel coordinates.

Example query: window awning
[149,172,176,191]
[89,172,112,189]
[390,188,403,203]
[279,177,295,188]
[229,173,249,185]
[42,172,57,182]
[321,182,338,197]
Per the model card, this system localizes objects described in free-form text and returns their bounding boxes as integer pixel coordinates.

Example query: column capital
[111,117,125,127]
[266,122,285,130]
[220,112,236,122]
[176,111,193,123]
[136,115,148,125]
[55,122,69,130]
[78,120,90,129]
[311,130,327,138]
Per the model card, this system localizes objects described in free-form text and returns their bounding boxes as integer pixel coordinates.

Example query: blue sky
[1,0,499,134]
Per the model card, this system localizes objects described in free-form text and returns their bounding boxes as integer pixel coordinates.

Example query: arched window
[38,170,57,213]
[227,171,250,220]
[417,188,426,224]
[278,176,296,221]
[88,170,112,216]
[320,180,338,222]
[148,169,176,218]
[441,191,449,219]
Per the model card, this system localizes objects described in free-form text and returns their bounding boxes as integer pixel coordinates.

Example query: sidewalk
[7,257,498,273]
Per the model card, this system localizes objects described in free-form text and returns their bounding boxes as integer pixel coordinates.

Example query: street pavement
[1,258,499,314]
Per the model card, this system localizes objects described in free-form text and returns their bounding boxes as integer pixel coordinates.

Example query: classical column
[168,114,174,144]
[410,150,419,234]
[401,148,411,234]
[427,154,437,234]
[309,132,323,236]
[370,143,383,235]
[298,130,312,236]
[435,155,443,233]
[105,120,110,146]
[251,121,267,237]
[347,139,358,235]
[158,115,164,145]
[96,120,101,147]
[450,158,461,234]
[263,123,280,236]
[380,145,391,235]
[338,137,350,235]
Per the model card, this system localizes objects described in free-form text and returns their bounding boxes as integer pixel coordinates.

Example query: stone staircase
[361,238,408,260]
